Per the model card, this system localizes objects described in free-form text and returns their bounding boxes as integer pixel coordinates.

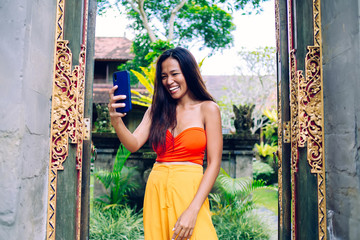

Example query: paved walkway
[253,207,278,240]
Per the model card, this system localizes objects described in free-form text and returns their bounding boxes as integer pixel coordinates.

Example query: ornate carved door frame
[276,0,327,239]
[46,0,95,239]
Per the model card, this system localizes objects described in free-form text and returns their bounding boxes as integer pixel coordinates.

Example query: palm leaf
[131,100,151,107]
[130,69,154,94]
[198,57,206,69]
[131,90,152,104]
[93,144,140,206]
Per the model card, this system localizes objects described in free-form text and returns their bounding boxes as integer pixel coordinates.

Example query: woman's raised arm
[108,85,152,152]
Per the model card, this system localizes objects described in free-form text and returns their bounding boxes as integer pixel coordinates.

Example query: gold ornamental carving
[47,40,87,240]
[289,50,298,171]
[288,0,297,237]
[304,46,323,173]
[300,0,326,239]
[277,76,283,230]
[289,48,298,240]
[297,70,308,148]
[310,1,326,238]
[305,44,326,240]
[56,0,65,40]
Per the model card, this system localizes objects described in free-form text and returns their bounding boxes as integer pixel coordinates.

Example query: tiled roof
[94,37,134,61]
[203,75,239,101]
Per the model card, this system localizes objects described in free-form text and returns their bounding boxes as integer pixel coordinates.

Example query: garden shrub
[210,168,272,239]
[253,160,276,184]
[90,204,144,240]
[94,145,140,206]
[212,210,271,240]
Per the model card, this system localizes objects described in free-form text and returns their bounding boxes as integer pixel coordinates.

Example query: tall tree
[219,46,276,133]
[97,0,268,74]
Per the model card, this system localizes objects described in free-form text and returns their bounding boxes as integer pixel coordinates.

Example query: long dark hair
[149,47,215,151]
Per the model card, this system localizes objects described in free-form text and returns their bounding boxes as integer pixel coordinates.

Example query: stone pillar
[0,1,56,239]
[322,0,360,239]
[222,134,259,178]
[235,150,254,178]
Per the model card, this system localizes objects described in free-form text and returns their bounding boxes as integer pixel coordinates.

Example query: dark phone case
[113,71,132,113]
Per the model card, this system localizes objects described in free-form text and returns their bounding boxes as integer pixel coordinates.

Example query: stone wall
[322,0,360,239]
[92,132,259,208]
[0,1,56,239]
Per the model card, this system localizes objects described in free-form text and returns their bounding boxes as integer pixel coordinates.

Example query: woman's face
[161,57,188,100]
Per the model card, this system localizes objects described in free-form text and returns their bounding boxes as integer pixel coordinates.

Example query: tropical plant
[94,145,140,207]
[253,160,275,184]
[90,203,144,240]
[210,168,266,214]
[262,108,278,145]
[254,141,278,183]
[130,65,155,107]
[255,142,277,160]
[211,210,271,240]
[210,168,272,239]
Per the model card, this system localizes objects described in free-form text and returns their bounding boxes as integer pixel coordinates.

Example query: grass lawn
[253,187,278,215]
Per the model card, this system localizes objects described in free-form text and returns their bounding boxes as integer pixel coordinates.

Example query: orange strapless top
[154,127,206,165]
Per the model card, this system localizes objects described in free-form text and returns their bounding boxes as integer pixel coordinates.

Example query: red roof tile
[94,37,134,61]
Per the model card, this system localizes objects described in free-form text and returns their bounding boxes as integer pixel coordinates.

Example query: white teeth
[169,86,179,91]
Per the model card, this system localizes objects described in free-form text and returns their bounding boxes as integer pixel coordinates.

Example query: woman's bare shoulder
[200,101,220,113]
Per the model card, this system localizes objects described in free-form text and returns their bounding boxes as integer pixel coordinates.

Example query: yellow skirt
[143,163,218,240]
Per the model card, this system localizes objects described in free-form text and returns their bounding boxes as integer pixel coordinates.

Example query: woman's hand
[171,208,199,240]
[108,85,127,123]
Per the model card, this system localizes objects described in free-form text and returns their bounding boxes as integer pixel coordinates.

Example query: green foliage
[175,2,235,50]
[93,104,113,133]
[255,142,277,159]
[90,203,144,240]
[98,0,268,75]
[210,168,272,239]
[253,160,275,184]
[94,145,140,206]
[130,64,155,107]
[263,108,277,122]
[211,211,271,240]
[210,168,266,214]
[145,40,175,63]
[119,38,174,84]
[261,108,278,145]
[254,141,278,183]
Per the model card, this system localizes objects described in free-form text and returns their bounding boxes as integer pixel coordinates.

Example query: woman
[108,47,222,240]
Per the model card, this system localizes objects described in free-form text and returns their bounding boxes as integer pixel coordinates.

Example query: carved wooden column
[276,0,292,239]
[46,0,94,239]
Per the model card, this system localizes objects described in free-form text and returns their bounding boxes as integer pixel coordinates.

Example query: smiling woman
[108,47,222,240]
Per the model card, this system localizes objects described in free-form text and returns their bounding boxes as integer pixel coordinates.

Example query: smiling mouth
[169,86,180,93]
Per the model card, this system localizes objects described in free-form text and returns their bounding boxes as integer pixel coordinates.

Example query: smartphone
[113,71,132,113]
